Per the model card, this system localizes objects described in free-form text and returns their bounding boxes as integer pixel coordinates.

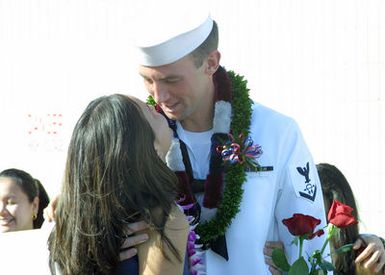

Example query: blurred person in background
[0,168,49,232]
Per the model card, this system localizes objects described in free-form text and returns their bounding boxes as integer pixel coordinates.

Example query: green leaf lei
[147,70,253,245]
[195,70,253,244]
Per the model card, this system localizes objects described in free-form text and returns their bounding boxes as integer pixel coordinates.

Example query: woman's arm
[138,205,189,275]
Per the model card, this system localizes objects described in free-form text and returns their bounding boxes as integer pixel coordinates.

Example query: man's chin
[163,111,180,120]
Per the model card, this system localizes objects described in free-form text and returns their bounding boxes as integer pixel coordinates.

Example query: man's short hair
[190,21,219,68]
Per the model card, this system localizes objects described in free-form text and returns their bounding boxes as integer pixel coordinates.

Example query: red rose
[327,200,358,227]
[310,229,325,240]
[282,214,322,238]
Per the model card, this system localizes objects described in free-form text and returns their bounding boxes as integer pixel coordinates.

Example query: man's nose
[152,82,170,104]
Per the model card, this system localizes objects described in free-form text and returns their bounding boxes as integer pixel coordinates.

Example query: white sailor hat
[132,0,213,67]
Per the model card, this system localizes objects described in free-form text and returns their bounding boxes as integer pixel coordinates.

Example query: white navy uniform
[177,102,330,275]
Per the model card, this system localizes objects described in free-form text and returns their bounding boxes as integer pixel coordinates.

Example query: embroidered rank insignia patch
[290,162,317,202]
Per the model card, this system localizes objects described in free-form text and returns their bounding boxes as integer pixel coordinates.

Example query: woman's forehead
[0,177,23,196]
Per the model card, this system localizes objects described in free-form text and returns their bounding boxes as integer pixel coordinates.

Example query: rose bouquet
[272,200,358,274]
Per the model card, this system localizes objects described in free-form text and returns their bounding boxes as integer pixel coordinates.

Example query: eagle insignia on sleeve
[296,162,317,202]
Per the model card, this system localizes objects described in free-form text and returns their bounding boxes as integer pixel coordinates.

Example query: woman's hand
[119,221,149,261]
[354,234,385,273]
[43,193,60,222]
[264,241,284,275]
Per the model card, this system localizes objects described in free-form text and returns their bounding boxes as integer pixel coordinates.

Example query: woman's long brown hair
[317,163,359,275]
[48,94,180,274]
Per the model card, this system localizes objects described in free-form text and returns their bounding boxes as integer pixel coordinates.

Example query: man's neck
[180,99,214,131]
[180,116,213,132]
[180,82,215,132]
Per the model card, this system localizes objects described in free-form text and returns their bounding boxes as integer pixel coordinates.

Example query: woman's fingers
[119,221,149,261]
[355,234,385,273]
[264,241,284,274]
[43,194,60,222]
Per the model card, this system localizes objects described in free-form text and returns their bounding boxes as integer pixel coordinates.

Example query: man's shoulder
[250,102,297,130]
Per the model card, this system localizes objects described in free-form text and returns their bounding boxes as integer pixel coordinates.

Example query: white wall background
[0,0,384,238]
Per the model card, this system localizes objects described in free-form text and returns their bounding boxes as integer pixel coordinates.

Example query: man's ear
[205,50,221,76]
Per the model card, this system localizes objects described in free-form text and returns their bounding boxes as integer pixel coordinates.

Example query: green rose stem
[308,223,338,273]
[320,224,337,256]
[299,237,304,258]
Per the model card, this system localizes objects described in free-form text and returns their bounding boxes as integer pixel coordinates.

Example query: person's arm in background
[137,205,188,275]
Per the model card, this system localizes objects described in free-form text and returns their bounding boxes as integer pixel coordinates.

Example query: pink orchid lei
[168,136,206,274]
[176,201,205,275]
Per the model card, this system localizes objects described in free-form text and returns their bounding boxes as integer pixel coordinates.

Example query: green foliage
[289,257,309,275]
[146,95,156,106]
[318,260,334,272]
[272,248,291,272]
[227,70,252,136]
[334,243,354,254]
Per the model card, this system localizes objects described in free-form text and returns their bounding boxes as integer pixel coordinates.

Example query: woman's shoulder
[165,204,189,230]
[137,204,188,275]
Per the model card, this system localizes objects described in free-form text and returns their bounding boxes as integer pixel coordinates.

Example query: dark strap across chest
[179,139,206,193]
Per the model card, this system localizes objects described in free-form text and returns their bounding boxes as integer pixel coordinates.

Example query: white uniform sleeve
[275,119,331,267]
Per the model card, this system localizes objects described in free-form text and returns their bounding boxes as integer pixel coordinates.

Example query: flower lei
[190,68,253,243]
[148,67,254,272]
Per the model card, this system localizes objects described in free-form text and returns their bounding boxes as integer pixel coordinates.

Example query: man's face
[138,55,211,123]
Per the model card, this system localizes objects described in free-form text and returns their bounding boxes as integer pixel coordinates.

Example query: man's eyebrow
[159,75,182,81]
[160,74,180,78]
[139,73,150,79]
[139,73,182,82]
